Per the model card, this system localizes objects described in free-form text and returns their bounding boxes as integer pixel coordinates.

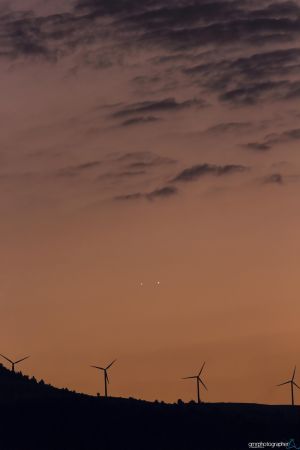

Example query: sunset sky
[1,0,300,405]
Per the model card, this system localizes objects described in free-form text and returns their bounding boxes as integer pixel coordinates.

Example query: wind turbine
[91,359,116,397]
[0,354,30,372]
[182,362,207,404]
[277,366,300,406]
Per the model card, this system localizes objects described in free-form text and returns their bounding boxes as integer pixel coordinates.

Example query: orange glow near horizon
[1,0,300,407]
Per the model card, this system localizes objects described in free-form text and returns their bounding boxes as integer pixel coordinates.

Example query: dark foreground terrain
[0,365,299,450]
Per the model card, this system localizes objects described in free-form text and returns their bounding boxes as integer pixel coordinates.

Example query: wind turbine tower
[277,366,300,406]
[91,359,117,397]
[182,362,208,404]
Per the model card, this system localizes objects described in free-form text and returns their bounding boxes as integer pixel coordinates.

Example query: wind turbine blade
[198,362,206,377]
[199,378,208,391]
[277,381,290,386]
[91,365,104,370]
[106,359,117,370]
[106,372,110,384]
[293,382,300,390]
[292,366,296,381]
[182,376,197,380]
[15,356,30,364]
[0,354,13,364]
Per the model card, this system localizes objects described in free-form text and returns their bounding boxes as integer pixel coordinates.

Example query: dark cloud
[76,161,102,170]
[116,151,177,168]
[184,47,300,105]
[99,151,177,186]
[172,163,248,183]
[244,143,272,151]
[1,1,300,67]
[204,122,253,135]
[120,116,161,127]
[107,0,300,52]
[0,6,114,61]
[112,98,206,118]
[115,192,143,201]
[279,128,300,141]
[219,80,300,105]
[0,11,56,60]
[57,160,101,177]
[185,48,300,81]
[1,1,300,113]
[75,0,155,15]
[147,185,178,199]
[265,128,300,146]
[115,185,178,201]
[219,81,285,105]
[130,10,300,57]
[244,128,300,151]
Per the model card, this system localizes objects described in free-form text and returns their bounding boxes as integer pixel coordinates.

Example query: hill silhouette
[0,364,300,450]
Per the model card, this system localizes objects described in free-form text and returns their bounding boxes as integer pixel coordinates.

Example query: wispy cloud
[115,151,177,168]
[2,0,300,208]
[120,116,161,127]
[57,160,102,177]
[1,1,300,113]
[115,185,178,201]
[112,98,206,119]
[244,128,300,151]
[204,122,253,136]
[172,163,248,183]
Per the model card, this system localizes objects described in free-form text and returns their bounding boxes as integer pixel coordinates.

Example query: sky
[1,0,300,405]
